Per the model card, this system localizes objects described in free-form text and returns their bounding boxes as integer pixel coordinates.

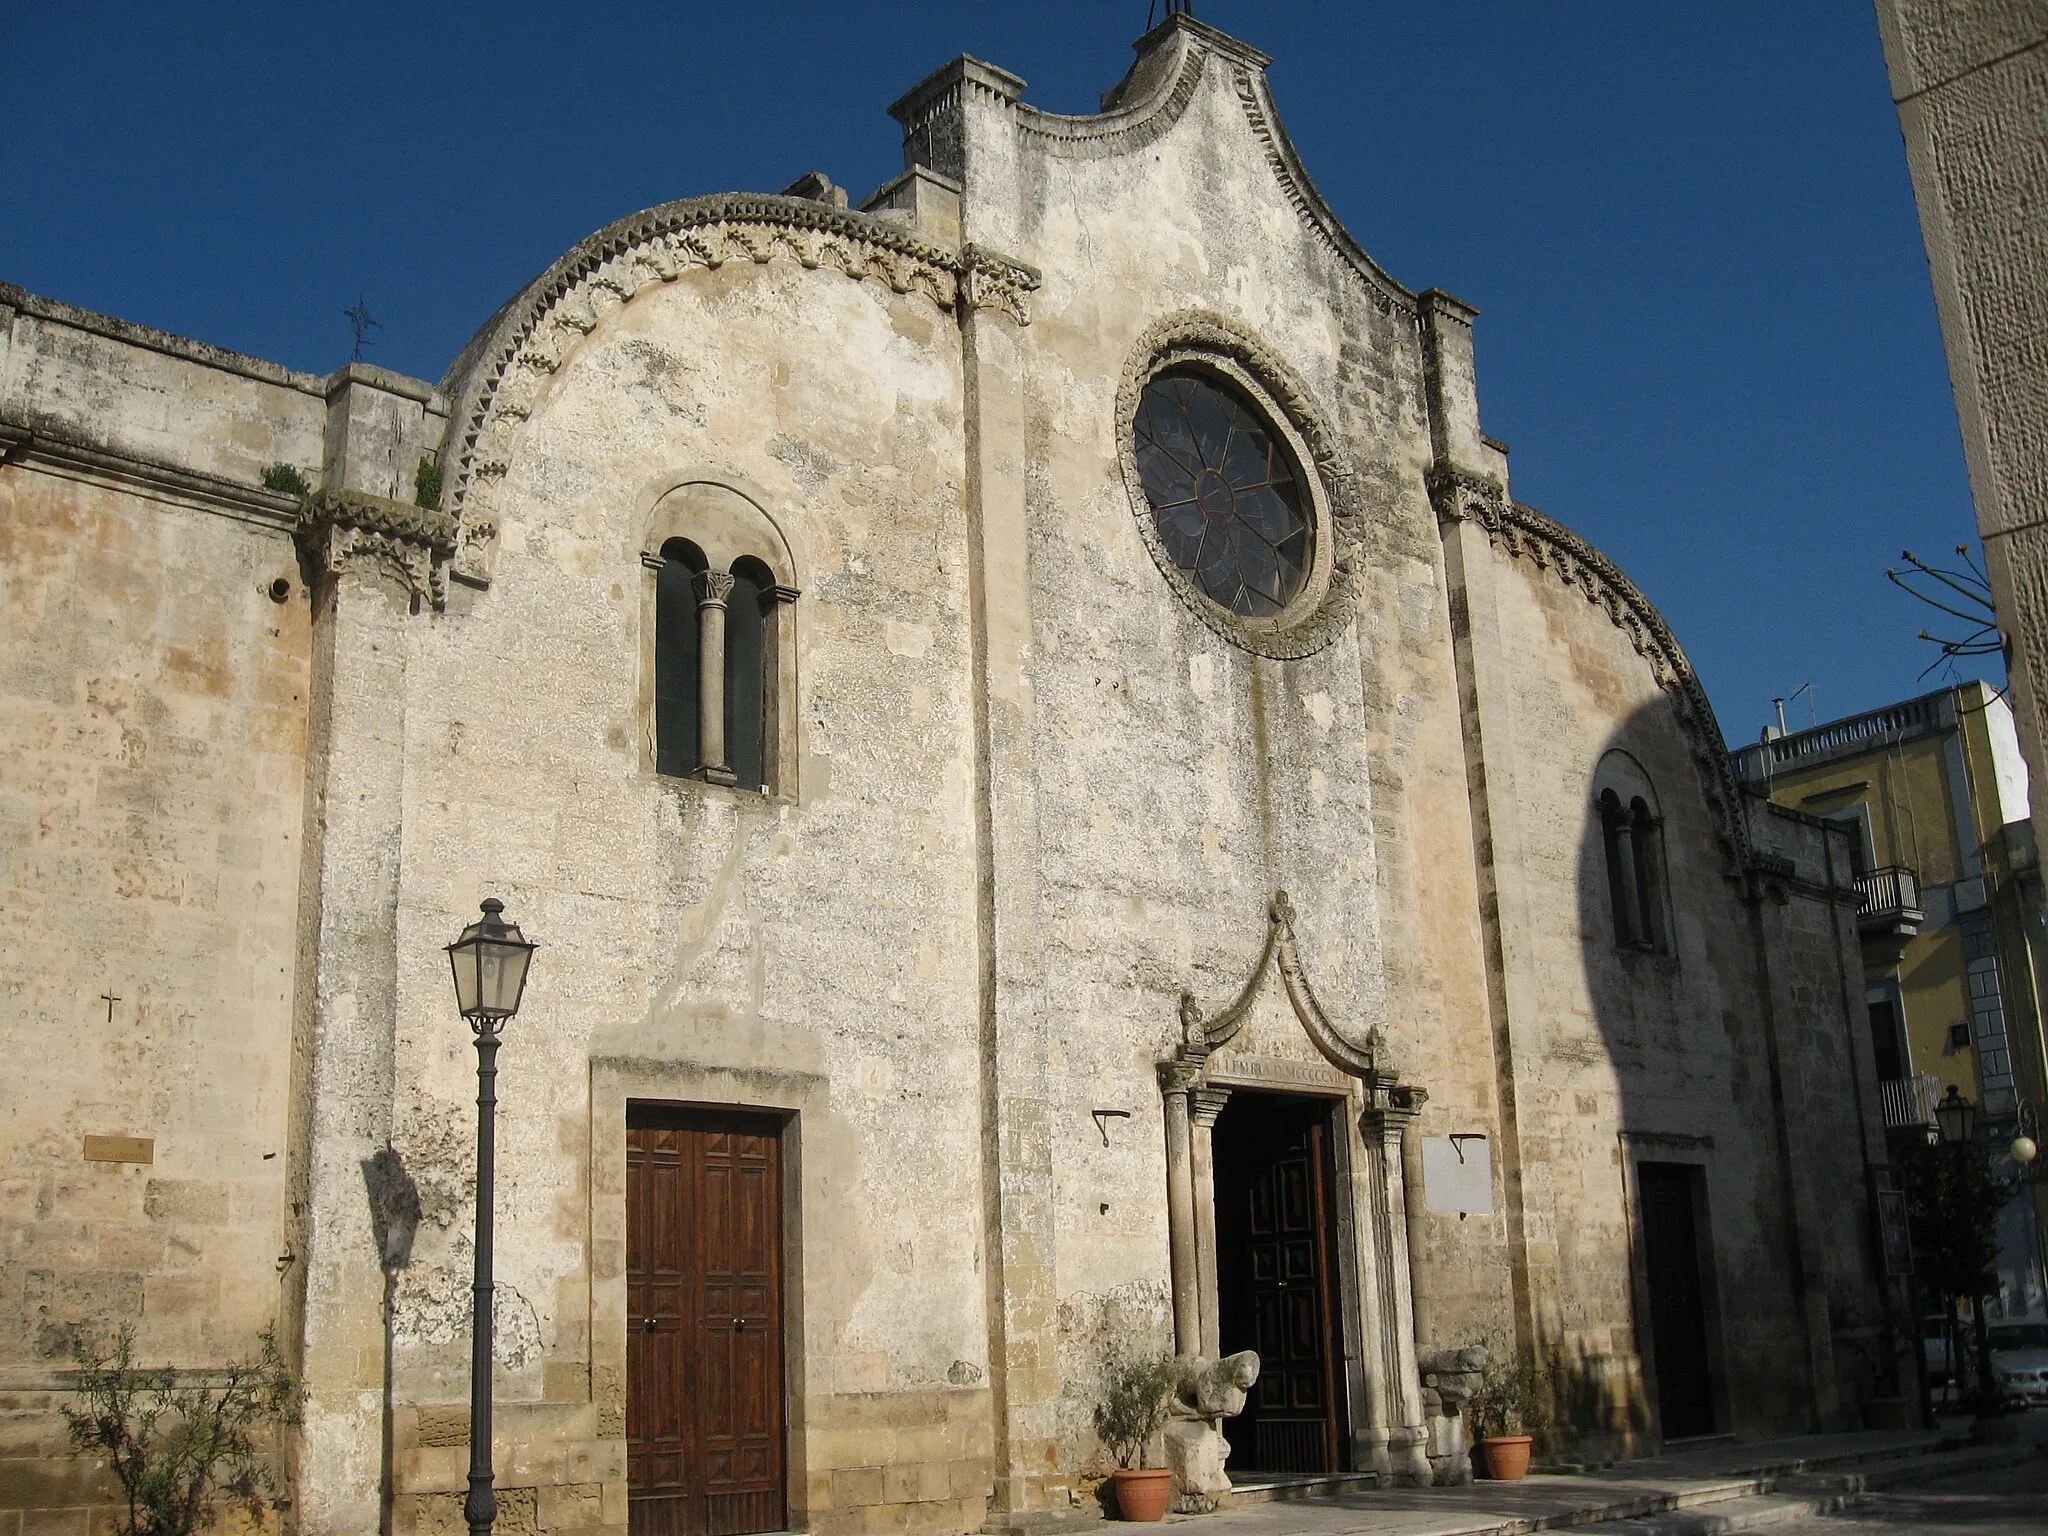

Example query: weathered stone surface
[1,13,1891,1535]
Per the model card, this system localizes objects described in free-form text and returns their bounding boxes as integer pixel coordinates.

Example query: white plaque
[1422,1134,1492,1214]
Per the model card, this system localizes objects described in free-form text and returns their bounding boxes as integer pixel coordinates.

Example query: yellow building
[1732,681,2047,1320]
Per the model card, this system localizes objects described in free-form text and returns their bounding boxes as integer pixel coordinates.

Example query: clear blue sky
[1,2,1988,742]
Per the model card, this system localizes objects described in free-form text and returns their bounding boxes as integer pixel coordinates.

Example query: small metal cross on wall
[342,296,381,363]
[100,989,121,1023]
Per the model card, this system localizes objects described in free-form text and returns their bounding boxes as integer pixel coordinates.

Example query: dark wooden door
[1216,1093,1345,1473]
[627,1107,786,1536]
[1638,1161,1715,1440]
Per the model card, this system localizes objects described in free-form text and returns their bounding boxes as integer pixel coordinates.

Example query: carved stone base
[1163,1419,1232,1513]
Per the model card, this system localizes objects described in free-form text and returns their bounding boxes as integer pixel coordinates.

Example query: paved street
[1772,1451,2048,1534]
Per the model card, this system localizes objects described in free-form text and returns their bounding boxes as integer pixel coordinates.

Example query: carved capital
[694,569,736,606]
[297,488,458,610]
[1190,1087,1232,1128]
[1158,1057,1205,1098]
[451,514,498,591]
[959,244,1041,326]
[1425,464,1506,531]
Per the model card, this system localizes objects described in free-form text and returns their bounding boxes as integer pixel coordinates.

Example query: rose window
[1133,368,1313,618]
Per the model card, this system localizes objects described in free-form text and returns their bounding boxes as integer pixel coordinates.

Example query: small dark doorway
[626,1105,787,1536]
[1637,1161,1715,1440]
[1213,1090,1347,1473]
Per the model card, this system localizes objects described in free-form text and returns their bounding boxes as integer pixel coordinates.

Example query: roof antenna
[1148,0,1192,24]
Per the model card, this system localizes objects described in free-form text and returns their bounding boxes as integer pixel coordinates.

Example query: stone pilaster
[288,489,450,1534]
[959,253,1063,1514]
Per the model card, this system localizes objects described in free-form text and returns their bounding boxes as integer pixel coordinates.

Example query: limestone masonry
[1,17,1900,1536]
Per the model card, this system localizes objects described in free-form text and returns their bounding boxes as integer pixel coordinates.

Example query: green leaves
[1094,1349,1176,1470]
[60,1325,300,1536]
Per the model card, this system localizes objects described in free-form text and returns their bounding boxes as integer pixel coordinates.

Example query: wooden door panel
[1217,1097,1346,1473]
[628,1109,786,1536]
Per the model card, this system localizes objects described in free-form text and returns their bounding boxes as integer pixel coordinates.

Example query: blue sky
[0,2,1987,741]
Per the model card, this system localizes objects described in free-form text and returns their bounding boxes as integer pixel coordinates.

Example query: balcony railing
[1855,865,1923,934]
[1730,688,1953,782]
[1880,1073,1942,1131]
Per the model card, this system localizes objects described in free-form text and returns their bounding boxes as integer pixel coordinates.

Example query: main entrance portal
[625,1105,787,1536]
[1212,1090,1348,1473]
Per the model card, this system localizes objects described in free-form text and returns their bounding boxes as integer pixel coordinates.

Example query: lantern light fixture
[446,898,538,1028]
[1933,1084,1977,1147]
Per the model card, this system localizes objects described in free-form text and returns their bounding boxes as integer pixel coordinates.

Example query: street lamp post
[1931,1085,2001,1419]
[446,899,538,1536]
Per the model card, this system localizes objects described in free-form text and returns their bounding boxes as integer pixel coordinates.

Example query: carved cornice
[1429,465,1754,870]
[1231,72,1413,319]
[1116,311,1361,660]
[1014,23,1210,159]
[297,488,459,610]
[439,193,1040,534]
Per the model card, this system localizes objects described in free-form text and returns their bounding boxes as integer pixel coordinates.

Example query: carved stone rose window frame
[1116,312,1360,659]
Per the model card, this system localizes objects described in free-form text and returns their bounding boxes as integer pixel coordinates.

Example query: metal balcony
[1856,865,1923,937]
[1880,1073,1942,1131]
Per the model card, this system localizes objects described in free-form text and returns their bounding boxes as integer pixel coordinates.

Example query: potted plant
[1094,1348,1176,1520]
[1466,1347,1548,1480]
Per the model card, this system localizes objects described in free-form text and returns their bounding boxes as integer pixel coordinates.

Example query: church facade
[1,17,1900,1536]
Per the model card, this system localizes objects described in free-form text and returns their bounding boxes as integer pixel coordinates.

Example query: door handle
[734,1317,746,1332]
[642,1317,658,1332]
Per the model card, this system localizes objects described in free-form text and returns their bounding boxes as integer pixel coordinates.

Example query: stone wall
[0,296,315,1518]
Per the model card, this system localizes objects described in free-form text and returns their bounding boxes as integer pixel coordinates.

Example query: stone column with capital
[1190,1086,1231,1358]
[1362,1095,1434,1487]
[694,569,737,785]
[1159,1060,1203,1356]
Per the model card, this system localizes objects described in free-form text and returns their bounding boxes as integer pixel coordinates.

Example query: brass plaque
[83,1135,154,1164]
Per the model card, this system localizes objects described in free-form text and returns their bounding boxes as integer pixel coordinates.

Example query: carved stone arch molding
[1117,312,1363,659]
[439,192,1040,539]
[1427,466,1756,873]
[1155,892,1436,1487]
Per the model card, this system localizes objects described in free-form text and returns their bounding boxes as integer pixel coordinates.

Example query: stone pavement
[1158,1424,2045,1536]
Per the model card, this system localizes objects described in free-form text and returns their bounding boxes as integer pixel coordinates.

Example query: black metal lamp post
[446,898,538,1536]
[1931,1085,2001,1418]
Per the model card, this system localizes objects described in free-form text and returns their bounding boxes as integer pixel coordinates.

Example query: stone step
[1226,1472,1382,1505]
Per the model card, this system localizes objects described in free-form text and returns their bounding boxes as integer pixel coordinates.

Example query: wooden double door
[626,1106,786,1536]
[1214,1091,1348,1473]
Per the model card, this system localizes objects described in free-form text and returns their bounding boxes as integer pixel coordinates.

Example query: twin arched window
[646,483,797,795]
[1599,788,1668,954]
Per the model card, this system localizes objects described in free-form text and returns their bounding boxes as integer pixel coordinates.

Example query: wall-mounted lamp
[1091,1108,1132,1147]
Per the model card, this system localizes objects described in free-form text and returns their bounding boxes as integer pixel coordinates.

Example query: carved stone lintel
[297,488,457,611]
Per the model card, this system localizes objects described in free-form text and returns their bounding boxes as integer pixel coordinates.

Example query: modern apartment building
[1733,681,2047,1320]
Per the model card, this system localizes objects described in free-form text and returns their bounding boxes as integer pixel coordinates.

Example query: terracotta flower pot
[1109,1466,1174,1521]
[1480,1434,1534,1480]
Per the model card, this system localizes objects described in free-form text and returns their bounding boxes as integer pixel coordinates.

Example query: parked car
[1989,1321,2048,1408]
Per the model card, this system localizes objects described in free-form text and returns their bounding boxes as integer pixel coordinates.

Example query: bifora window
[1133,368,1313,618]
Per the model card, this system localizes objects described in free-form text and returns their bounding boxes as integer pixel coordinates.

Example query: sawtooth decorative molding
[1428,464,1754,870]
[439,193,1040,534]
[1117,310,1362,660]
[1231,71,1414,319]
[297,487,458,611]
